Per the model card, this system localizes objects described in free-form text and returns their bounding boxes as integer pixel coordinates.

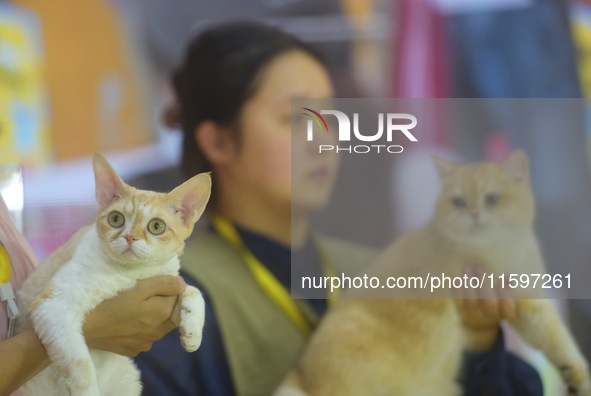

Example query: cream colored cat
[276,150,591,396]
[14,154,211,396]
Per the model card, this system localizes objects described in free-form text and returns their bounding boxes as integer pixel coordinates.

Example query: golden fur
[276,151,590,396]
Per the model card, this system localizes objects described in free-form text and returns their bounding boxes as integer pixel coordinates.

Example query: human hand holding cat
[82,275,186,357]
[454,266,516,352]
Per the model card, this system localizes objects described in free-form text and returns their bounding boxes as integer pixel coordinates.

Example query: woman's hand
[83,275,186,357]
[454,266,516,352]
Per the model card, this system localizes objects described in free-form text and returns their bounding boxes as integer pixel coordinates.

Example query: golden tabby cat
[276,150,590,396]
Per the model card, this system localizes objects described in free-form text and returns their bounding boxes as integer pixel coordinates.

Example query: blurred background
[2,0,591,394]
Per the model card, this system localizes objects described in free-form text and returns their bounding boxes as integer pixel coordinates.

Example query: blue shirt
[136,226,543,396]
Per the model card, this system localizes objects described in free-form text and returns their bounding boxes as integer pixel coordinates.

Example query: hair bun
[162,104,182,129]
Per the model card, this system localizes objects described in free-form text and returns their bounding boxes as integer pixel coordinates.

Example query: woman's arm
[455,296,516,352]
[83,275,186,356]
[455,268,543,396]
[0,275,185,395]
[0,329,50,395]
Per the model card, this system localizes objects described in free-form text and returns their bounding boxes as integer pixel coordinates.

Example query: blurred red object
[393,0,450,99]
[392,0,451,149]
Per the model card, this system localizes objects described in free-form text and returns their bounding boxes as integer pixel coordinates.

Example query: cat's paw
[75,390,100,396]
[179,323,202,352]
[179,286,205,353]
[66,384,100,396]
[561,364,591,396]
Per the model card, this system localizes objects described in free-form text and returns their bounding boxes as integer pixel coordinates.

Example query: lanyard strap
[211,215,314,335]
[0,243,18,339]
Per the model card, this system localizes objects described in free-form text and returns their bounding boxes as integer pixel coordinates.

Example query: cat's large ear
[169,172,212,225]
[92,153,126,208]
[433,156,456,180]
[500,150,529,182]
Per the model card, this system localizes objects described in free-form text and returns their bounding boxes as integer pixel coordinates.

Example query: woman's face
[228,50,337,214]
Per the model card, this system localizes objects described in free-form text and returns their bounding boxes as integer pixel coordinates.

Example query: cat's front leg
[178,285,205,352]
[31,293,100,396]
[511,299,591,396]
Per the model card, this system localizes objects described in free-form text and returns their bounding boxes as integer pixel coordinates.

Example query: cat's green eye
[485,193,500,206]
[148,218,166,235]
[108,211,125,228]
[451,197,467,208]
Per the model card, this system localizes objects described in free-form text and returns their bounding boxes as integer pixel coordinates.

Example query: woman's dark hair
[170,20,326,180]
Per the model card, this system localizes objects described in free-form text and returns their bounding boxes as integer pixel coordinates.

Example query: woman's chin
[292,196,330,216]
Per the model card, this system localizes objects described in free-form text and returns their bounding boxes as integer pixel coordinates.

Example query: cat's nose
[124,234,139,246]
[470,211,480,220]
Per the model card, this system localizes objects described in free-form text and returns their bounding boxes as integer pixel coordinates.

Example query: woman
[0,196,185,395]
[135,21,543,396]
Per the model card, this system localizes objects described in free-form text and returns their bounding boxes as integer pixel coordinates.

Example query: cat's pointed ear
[501,150,529,182]
[170,172,212,225]
[433,156,456,180]
[92,153,126,208]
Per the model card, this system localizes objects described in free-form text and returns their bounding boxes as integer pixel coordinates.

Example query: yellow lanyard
[211,215,335,336]
[0,242,18,338]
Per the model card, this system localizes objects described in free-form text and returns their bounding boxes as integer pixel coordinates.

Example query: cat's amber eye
[485,193,500,206]
[451,197,467,208]
[107,211,125,228]
[148,218,166,235]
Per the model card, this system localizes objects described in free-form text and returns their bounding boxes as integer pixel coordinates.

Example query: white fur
[15,155,211,396]
[16,226,205,396]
